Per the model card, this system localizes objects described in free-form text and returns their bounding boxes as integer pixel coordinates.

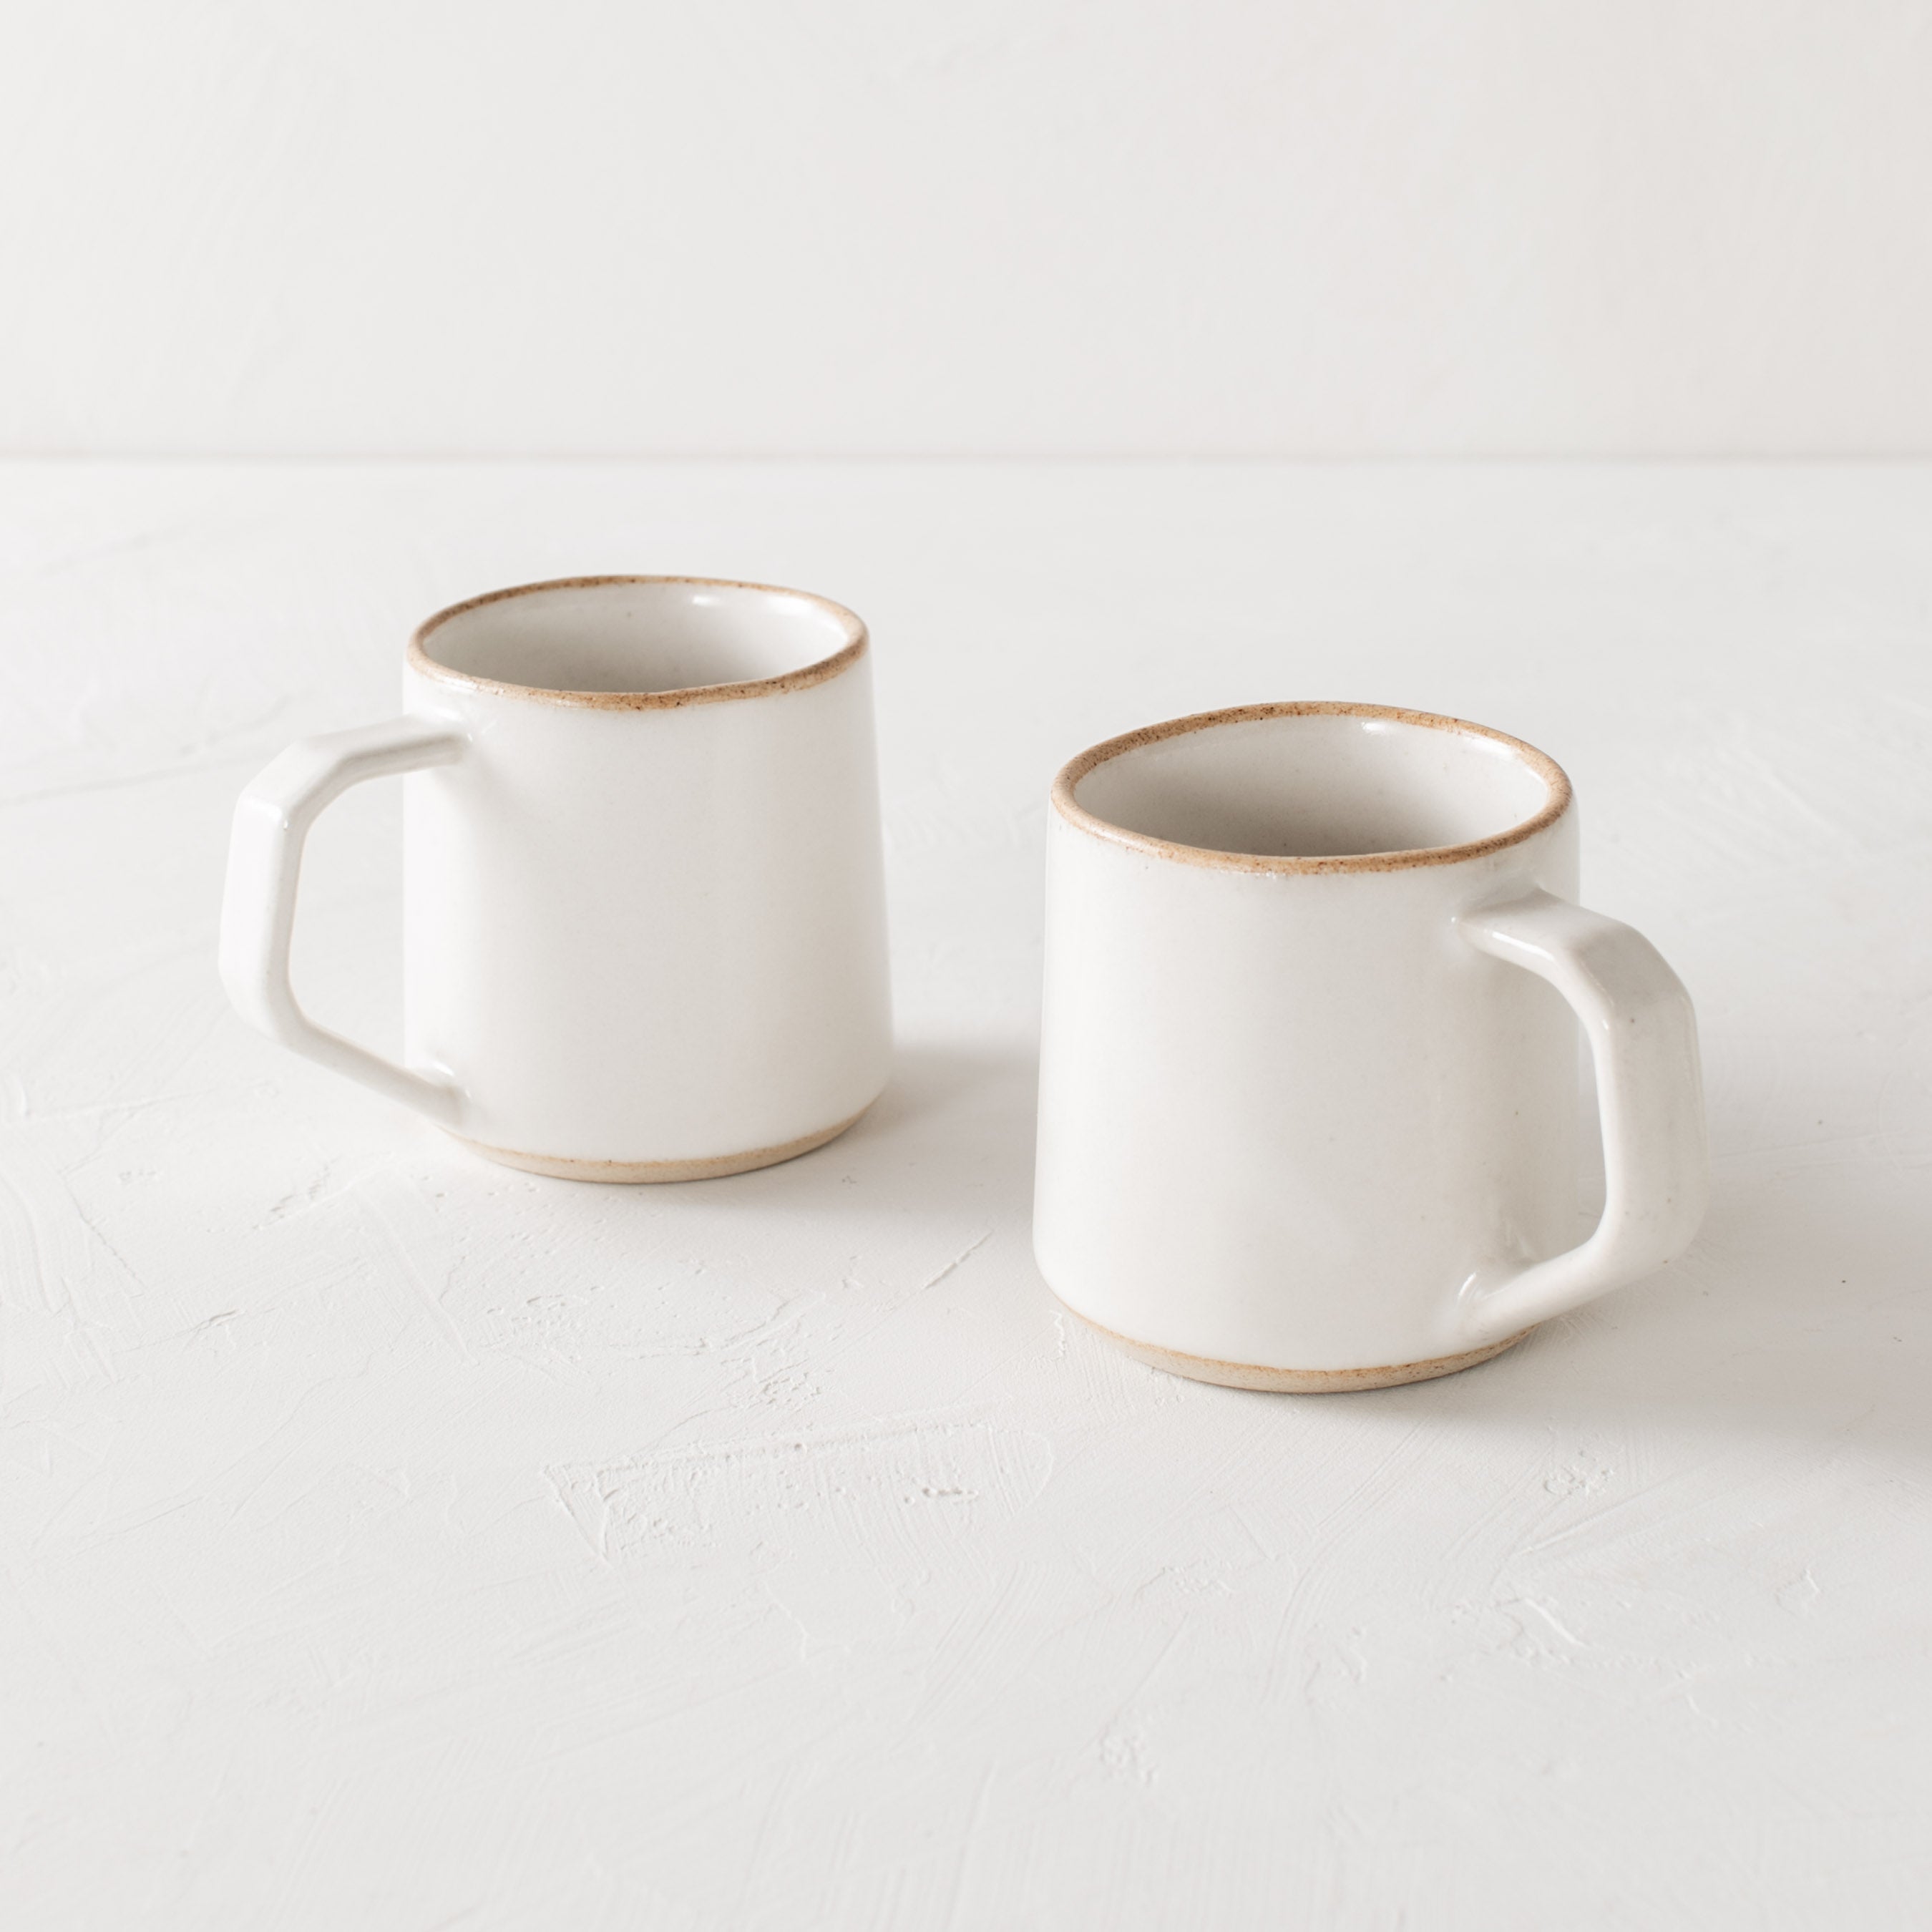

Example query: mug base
[1061,1302,1534,1392]
[449,1106,869,1184]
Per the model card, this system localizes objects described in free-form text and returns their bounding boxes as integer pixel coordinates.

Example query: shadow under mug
[221,575,892,1179]
[1033,702,1709,1392]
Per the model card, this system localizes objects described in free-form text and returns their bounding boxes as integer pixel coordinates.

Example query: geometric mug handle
[219,717,469,1126]
[1450,888,1709,1348]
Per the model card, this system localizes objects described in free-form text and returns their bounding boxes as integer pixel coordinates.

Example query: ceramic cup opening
[411,577,864,701]
[1060,706,1567,868]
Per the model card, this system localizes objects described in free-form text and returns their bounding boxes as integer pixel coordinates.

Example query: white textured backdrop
[3,459,1931,1927]
[5,0,1930,456]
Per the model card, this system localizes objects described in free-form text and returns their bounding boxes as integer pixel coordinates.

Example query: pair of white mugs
[222,576,1707,1393]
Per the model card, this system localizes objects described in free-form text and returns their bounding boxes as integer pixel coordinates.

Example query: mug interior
[413,577,862,698]
[1066,706,1563,863]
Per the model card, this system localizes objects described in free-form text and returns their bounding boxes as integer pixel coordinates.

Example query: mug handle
[1451,888,1709,1347]
[220,718,469,1124]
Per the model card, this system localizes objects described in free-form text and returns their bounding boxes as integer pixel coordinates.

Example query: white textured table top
[3,461,1928,1929]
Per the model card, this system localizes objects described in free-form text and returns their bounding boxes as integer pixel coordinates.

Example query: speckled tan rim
[406,575,868,711]
[449,1106,870,1184]
[1060,1300,1535,1392]
[1052,701,1571,876]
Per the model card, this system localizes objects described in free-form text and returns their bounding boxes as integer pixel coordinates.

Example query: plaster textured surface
[1,461,1928,1927]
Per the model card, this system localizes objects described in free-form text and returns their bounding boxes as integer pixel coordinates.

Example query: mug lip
[406,574,869,710]
[1050,701,1574,875]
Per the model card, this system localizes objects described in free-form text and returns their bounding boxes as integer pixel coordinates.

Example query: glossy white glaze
[1033,705,1708,1382]
[221,577,892,1174]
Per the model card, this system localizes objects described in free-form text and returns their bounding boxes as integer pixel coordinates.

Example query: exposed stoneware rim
[1050,701,1573,876]
[407,575,869,711]
[447,1103,873,1184]
[1060,1298,1536,1393]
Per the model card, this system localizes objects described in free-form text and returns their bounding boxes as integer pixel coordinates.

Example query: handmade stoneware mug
[1033,702,1707,1390]
[222,576,891,1179]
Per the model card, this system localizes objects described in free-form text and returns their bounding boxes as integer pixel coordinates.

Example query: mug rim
[1050,701,1574,875]
[406,575,869,710]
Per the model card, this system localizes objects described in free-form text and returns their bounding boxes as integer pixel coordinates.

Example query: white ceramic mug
[1033,703,1707,1391]
[222,576,892,1180]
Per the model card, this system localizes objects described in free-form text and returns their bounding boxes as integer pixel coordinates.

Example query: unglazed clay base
[451,1106,869,1183]
[1063,1302,1536,1392]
